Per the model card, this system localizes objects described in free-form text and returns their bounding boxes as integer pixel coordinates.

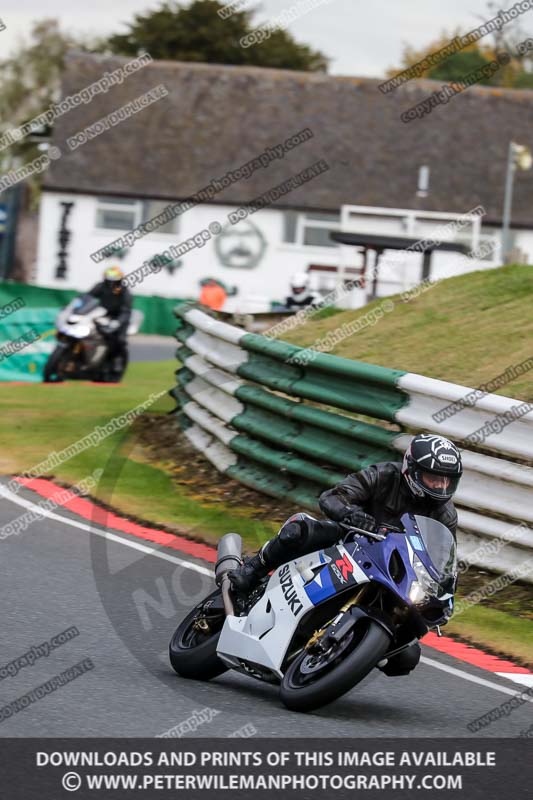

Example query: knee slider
[279,520,307,547]
[381,642,421,676]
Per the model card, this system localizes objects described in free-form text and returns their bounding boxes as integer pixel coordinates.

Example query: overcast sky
[2,0,532,76]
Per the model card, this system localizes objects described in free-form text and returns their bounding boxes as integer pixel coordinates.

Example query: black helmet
[402,434,462,504]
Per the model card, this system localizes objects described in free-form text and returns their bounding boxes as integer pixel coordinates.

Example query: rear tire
[169,591,228,681]
[280,619,390,712]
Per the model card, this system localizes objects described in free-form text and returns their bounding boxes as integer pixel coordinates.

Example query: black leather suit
[88,282,132,364]
[257,462,457,676]
[263,462,457,569]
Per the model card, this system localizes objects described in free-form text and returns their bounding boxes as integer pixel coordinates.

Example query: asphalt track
[129,335,177,363]
[0,478,532,739]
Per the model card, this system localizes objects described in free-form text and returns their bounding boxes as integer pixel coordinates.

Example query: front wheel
[169,590,228,681]
[43,345,68,382]
[280,618,391,712]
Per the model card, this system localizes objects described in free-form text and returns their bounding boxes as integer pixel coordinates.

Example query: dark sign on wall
[215,219,267,269]
[55,201,74,279]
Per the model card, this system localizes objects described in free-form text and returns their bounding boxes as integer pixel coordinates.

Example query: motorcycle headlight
[408,582,426,604]
[409,555,439,605]
[70,323,91,338]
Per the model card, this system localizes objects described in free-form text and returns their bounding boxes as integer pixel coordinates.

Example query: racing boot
[228,520,306,595]
[378,642,421,676]
[228,544,271,594]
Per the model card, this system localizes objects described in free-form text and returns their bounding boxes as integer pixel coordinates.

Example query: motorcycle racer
[230,433,461,593]
[285,271,321,309]
[88,267,132,379]
[228,433,462,676]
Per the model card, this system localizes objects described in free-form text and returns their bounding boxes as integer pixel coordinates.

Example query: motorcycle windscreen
[411,515,457,586]
[74,294,101,314]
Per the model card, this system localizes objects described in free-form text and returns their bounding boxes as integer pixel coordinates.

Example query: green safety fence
[171,305,408,509]
[170,306,533,581]
[0,281,189,381]
[0,281,187,337]
[0,307,57,382]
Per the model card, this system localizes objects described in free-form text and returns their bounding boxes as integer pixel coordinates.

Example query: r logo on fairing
[278,564,304,616]
[335,553,354,582]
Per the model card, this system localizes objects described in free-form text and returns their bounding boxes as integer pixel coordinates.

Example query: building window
[95,197,140,230]
[284,211,340,248]
[283,211,298,243]
[141,200,179,235]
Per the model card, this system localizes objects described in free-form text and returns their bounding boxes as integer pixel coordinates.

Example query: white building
[37,53,533,311]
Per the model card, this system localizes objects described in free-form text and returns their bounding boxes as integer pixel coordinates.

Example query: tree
[0,19,101,141]
[386,2,533,90]
[426,49,493,83]
[106,0,328,72]
[386,30,507,87]
[0,19,100,201]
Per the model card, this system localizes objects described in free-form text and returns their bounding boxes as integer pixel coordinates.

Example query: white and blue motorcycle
[169,513,456,712]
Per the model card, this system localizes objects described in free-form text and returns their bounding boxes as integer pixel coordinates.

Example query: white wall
[509,229,533,263]
[36,192,340,311]
[36,193,514,313]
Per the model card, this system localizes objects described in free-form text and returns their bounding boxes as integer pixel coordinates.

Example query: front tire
[169,591,228,681]
[43,345,68,382]
[280,619,391,712]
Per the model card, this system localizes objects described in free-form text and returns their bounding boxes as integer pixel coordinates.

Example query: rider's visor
[418,470,459,499]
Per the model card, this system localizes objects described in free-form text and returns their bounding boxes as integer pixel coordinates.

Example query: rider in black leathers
[229,434,462,674]
[88,267,132,377]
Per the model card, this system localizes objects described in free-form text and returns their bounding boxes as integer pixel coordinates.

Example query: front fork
[306,586,368,651]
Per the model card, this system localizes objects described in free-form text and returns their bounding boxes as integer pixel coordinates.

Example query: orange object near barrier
[200,282,227,310]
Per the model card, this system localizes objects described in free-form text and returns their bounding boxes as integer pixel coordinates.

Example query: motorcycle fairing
[216,547,369,678]
[303,544,369,605]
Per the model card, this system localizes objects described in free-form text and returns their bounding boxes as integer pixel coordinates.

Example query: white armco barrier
[393,434,533,581]
[174,307,533,584]
[397,373,533,461]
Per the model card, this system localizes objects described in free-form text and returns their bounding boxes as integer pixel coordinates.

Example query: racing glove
[98,319,120,334]
[346,509,376,533]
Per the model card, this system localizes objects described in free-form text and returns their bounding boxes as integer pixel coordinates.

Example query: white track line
[2,483,531,701]
[0,483,214,578]
[421,656,533,702]
[496,673,533,688]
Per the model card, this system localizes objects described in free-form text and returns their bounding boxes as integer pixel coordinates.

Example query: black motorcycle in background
[43,295,143,383]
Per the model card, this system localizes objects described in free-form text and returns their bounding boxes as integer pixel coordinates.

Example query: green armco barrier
[241,332,405,387]
[0,281,187,337]
[172,355,398,459]
[171,304,408,507]
[173,305,408,421]
[175,328,197,351]
[231,433,344,487]
[175,336,404,421]
[231,405,395,472]
[0,307,57,382]
[170,306,533,583]
[226,460,322,512]
[172,380,397,475]
[237,353,404,421]
[236,385,397,450]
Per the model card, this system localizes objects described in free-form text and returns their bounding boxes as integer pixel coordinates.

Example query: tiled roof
[44,52,533,225]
